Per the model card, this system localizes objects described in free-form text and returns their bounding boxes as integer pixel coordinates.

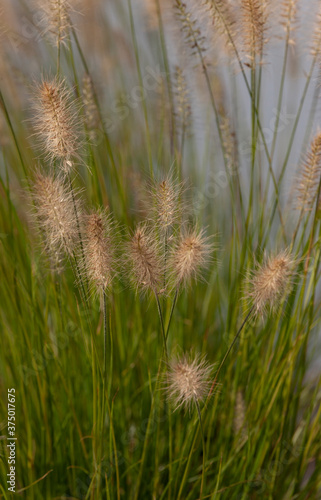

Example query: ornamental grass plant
[0,1,321,499]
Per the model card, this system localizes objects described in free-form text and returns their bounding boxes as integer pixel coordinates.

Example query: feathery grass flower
[36,0,75,48]
[174,0,207,57]
[148,174,184,234]
[233,390,248,440]
[127,223,162,293]
[32,77,80,172]
[248,250,295,315]
[82,73,100,141]
[240,0,267,65]
[165,352,213,412]
[280,0,299,44]
[83,209,117,300]
[311,4,321,57]
[32,170,80,267]
[170,227,213,289]
[296,132,321,212]
[174,66,192,134]
[205,0,237,53]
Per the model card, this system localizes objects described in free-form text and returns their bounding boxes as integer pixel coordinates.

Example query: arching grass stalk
[100,291,117,498]
[177,307,254,499]
[303,177,321,273]
[208,306,254,398]
[155,290,168,361]
[69,25,130,221]
[155,0,176,157]
[127,0,154,178]
[67,173,88,295]
[103,291,108,388]
[155,283,174,500]
[57,37,61,77]
[163,232,168,319]
[264,45,321,245]
[133,355,164,500]
[166,289,178,340]
[174,1,236,206]
[245,62,257,239]
[270,21,292,161]
[195,399,206,500]
[66,32,80,97]
[0,90,28,178]
[207,2,285,235]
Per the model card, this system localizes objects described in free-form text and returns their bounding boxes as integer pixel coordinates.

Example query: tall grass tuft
[1,1,321,499]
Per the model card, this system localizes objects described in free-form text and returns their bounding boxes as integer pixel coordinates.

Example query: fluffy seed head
[32,77,79,172]
[149,174,184,234]
[280,0,298,44]
[248,250,295,315]
[170,227,213,289]
[84,210,116,299]
[174,66,192,134]
[36,0,74,48]
[311,5,321,57]
[233,390,248,440]
[240,0,267,65]
[296,132,321,212]
[127,224,162,293]
[205,0,237,54]
[174,0,207,57]
[82,73,100,141]
[165,353,213,412]
[221,115,237,171]
[31,170,79,268]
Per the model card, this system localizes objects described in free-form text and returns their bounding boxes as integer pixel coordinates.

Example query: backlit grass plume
[240,0,267,65]
[280,0,298,45]
[170,227,213,290]
[174,66,191,137]
[165,352,213,412]
[296,132,321,212]
[311,5,321,57]
[248,250,295,315]
[31,170,80,268]
[32,77,80,172]
[148,174,184,235]
[82,73,100,141]
[233,390,248,441]
[205,0,237,54]
[174,0,207,57]
[36,0,74,48]
[83,209,117,302]
[127,223,162,293]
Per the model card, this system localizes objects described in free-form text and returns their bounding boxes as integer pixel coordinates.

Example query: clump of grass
[1,1,321,499]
